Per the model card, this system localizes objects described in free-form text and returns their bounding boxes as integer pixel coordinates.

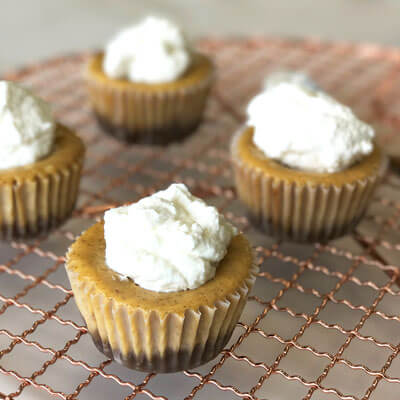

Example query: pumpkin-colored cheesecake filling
[67,223,252,315]
[87,52,213,92]
[236,126,384,187]
[0,125,85,184]
[66,184,256,372]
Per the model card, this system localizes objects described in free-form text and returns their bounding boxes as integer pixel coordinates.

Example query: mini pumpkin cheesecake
[232,126,387,242]
[231,83,388,242]
[85,17,214,145]
[0,81,85,239]
[66,184,256,372]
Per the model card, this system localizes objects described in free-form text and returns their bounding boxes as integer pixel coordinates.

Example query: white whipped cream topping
[264,70,319,91]
[104,183,238,293]
[0,81,55,170]
[247,82,375,173]
[103,16,191,83]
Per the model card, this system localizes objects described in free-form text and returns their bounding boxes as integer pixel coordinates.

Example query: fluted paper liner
[0,126,85,240]
[66,225,257,373]
[231,126,389,242]
[85,53,214,144]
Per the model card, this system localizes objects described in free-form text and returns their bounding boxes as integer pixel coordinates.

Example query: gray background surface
[1,0,400,73]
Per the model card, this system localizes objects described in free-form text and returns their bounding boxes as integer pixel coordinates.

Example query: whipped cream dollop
[247,82,375,173]
[263,70,319,91]
[103,16,191,83]
[104,183,238,293]
[0,81,55,170]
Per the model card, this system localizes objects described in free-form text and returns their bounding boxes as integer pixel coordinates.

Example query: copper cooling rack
[1,38,400,400]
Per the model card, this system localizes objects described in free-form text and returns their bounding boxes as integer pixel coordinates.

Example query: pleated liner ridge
[68,263,258,373]
[231,129,389,242]
[85,66,214,144]
[0,155,83,240]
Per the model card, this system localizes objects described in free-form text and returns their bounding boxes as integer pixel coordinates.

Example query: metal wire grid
[0,38,400,400]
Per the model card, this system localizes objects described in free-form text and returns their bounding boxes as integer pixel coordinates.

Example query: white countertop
[1,0,400,73]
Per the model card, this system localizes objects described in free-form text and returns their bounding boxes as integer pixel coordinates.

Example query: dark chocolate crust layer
[95,113,201,146]
[90,329,233,373]
[248,212,363,243]
[0,210,74,241]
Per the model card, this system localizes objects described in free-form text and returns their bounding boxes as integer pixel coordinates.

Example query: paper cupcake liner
[86,62,214,145]
[67,263,257,373]
[0,132,84,240]
[232,129,389,242]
